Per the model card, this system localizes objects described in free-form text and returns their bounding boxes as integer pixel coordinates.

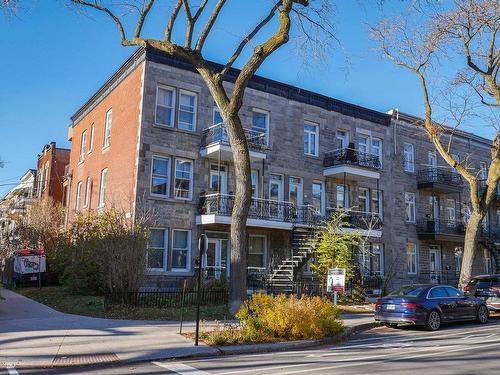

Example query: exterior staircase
[267,227,316,294]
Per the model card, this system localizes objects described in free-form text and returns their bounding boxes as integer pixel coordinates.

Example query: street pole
[333,291,337,306]
[195,234,207,347]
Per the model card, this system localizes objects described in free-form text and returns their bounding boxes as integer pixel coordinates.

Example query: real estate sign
[14,255,46,274]
[327,268,346,293]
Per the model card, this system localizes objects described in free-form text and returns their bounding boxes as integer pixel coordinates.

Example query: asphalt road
[5,318,500,375]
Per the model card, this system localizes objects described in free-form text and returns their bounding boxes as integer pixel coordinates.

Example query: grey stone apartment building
[66,47,500,294]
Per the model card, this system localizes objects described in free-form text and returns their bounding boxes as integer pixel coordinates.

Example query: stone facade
[65,47,499,292]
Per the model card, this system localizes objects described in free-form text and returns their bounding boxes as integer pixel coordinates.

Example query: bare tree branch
[134,0,155,39]
[164,0,182,42]
[195,0,227,52]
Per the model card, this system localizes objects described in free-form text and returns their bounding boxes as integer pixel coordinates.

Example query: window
[172,230,191,271]
[43,163,49,190]
[444,286,462,297]
[358,188,369,213]
[84,177,91,207]
[178,90,197,131]
[151,156,170,197]
[251,170,259,198]
[213,106,223,125]
[372,138,383,166]
[79,130,87,163]
[336,184,349,209]
[98,168,108,208]
[428,151,437,168]
[371,189,383,217]
[289,177,303,207]
[174,159,193,200]
[252,109,269,144]
[357,135,369,153]
[312,182,324,214]
[403,143,414,172]
[455,248,463,276]
[88,123,95,153]
[75,181,83,211]
[148,229,167,271]
[103,109,112,148]
[371,244,384,276]
[484,248,492,274]
[428,287,447,298]
[480,162,488,180]
[269,174,284,201]
[210,165,227,194]
[405,192,416,223]
[156,86,175,127]
[248,235,266,269]
[336,130,349,149]
[445,199,456,225]
[303,122,319,156]
[406,243,417,274]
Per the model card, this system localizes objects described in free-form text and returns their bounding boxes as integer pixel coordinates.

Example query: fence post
[179,280,187,335]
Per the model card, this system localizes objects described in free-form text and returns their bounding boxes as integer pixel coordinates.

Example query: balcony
[417,168,463,193]
[417,218,466,241]
[196,194,295,230]
[480,226,500,243]
[200,123,267,161]
[323,148,381,180]
[479,180,500,201]
[326,208,383,238]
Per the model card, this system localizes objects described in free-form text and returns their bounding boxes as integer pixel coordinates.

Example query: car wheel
[384,323,398,328]
[476,305,489,324]
[425,310,441,331]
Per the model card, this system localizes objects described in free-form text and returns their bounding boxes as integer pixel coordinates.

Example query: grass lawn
[15,286,231,321]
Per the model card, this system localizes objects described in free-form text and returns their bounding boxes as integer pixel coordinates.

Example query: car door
[445,286,474,320]
[428,286,456,321]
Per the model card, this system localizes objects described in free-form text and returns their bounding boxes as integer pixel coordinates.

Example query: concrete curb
[8,321,380,370]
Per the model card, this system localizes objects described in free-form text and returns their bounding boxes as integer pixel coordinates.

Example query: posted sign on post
[327,268,346,293]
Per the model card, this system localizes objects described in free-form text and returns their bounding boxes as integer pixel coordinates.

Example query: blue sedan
[374,284,489,331]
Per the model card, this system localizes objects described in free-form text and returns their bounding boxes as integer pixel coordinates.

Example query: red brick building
[36,142,70,205]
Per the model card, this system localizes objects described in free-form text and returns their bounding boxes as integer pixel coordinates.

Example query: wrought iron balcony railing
[200,123,267,151]
[417,168,463,186]
[417,218,466,236]
[478,179,500,200]
[327,208,383,231]
[323,148,381,170]
[480,226,500,241]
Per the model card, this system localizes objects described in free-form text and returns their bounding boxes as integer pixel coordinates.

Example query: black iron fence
[417,167,463,186]
[323,148,381,170]
[417,219,466,236]
[104,289,229,309]
[201,123,267,151]
[327,209,383,231]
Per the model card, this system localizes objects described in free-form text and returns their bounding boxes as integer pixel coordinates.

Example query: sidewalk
[0,288,377,369]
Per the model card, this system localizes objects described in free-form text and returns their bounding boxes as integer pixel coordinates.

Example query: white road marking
[6,367,18,375]
[153,361,212,374]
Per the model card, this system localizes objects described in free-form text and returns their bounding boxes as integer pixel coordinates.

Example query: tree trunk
[459,212,483,288]
[224,114,252,314]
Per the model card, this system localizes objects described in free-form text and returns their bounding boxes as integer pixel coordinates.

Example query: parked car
[463,274,500,312]
[374,284,488,331]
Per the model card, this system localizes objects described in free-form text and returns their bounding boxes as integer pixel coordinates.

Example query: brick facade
[36,142,70,205]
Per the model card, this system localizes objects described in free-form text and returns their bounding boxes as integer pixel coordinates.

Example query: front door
[429,246,442,284]
[203,238,229,279]
[210,165,227,194]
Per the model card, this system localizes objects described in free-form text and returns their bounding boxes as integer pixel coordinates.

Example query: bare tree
[68,0,334,311]
[372,0,500,287]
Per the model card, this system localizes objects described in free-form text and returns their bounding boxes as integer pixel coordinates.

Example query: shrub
[201,294,343,345]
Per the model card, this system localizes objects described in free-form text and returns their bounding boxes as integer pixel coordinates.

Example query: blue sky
[0,1,494,196]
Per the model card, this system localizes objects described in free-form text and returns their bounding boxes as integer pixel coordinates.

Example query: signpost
[195,234,208,347]
[327,268,346,306]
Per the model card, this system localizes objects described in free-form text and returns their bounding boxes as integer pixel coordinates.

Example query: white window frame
[269,174,284,202]
[150,155,171,198]
[172,229,191,272]
[336,184,349,209]
[480,161,488,180]
[251,108,270,145]
[213,106,223,125]
[79,130,87,163]
[303,121,319,157]
[248,234,267,270]
[147,228,168,272]
[178,89,197,131]
[312,181,325,215]
[445,198,456,225]
[407,243,418,275]
[103,109,112,148]
[288,176,303,207]
[371,137,383,167]
[88,123,95,154]
[251,170,259,198]
[403,142,414,173]
[84,177,91,208]
[371,243,384,276]
[98,168,108,208]
[371,189,383,218]
[336,130,349,149]
[155,85,176,127]
[405,192,416,223]
[75,181,83,211]
[174,158,193,200]
[484,248,492,274]
[358,187,369,213]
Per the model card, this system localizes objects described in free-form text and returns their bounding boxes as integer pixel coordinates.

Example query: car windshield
[388,286,425,297]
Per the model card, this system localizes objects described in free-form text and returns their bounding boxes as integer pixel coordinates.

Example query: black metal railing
[104,289,229,309]
[201,123,267,151]
[294,205,323,226]
[479,179,500,200]
[417,271,459,287]
[200,194,296,223]
[323,148,381,170]
[327,208,383,231]
[417,218,466,236]
[480,226,500,241]
[417,167,463,186]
